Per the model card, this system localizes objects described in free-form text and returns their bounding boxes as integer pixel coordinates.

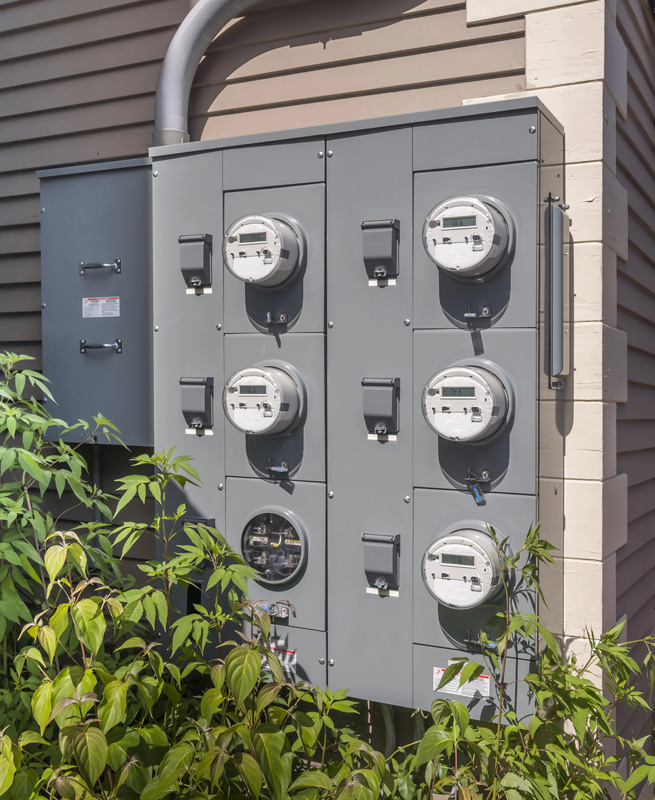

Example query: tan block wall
[464,0,629,645]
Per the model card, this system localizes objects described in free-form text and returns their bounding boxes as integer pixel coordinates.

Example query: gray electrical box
[39,159,153,446]
[40,97,568,719]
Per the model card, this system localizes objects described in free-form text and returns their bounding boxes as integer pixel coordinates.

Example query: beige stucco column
[464,0,629,658]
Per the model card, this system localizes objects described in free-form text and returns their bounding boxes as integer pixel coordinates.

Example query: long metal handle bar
[80,339,122,354]
[79,259,121,275]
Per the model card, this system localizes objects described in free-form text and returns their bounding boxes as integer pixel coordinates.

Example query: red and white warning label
[83,297,120,318]
[261,640,297,683]
[433,663,491,698]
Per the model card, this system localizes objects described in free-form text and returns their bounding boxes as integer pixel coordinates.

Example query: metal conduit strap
[153,0,262,146]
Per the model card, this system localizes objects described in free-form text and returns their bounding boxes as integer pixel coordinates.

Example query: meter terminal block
[241,510,307,585]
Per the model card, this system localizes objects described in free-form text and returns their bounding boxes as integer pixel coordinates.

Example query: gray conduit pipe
[153,0,263,147]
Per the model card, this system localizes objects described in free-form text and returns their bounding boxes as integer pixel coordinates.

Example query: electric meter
[241,511,305,585]
[423,196,510,278]
[422,365,509,443]
[223,214,301,286]
[422,529,503,609]
[224,365,301,435]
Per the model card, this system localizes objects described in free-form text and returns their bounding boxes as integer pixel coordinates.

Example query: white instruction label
[261,639,297,683]
[83,297,120,318]
[433,661,491,698]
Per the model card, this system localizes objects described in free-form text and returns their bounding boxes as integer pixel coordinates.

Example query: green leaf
[71,598,106,655]
[459,661,484,689]
[31,681,53,735]
[289,771,332,791]
[17,731,48,748]
[234,751,263,799]
[170,615,193,655]
[18,451,43,484]
[226,647,261,707]
[0,749,16,796]
[97,681,127,734]
[44,544,66,583]
[72,727,108,789]
[37,626,57,663]
[415,727,451,767]
[253,726,292,800]
[139,725,169,748]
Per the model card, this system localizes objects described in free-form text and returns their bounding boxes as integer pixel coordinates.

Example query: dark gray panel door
[325,127,414,706]
[41,164,152,446]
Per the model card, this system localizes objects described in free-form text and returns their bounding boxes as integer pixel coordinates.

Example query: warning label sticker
[261,640,297,683]
[83,297,120,318]
[433,662,491,698]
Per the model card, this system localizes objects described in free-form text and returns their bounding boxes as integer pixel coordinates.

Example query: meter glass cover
[441,553,475,567]
[442,215,477,229]
[442,386,476,398]
[239,232,267,244]
[239,385,267,395]
[241,513,304,584]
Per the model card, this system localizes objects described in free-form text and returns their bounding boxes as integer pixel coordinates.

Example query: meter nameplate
[224,365,301,436]
[422,529,502,609]
[422,365,508,443]
[223,214,301,287]
[241,511,305,584]
[423,196,510,278]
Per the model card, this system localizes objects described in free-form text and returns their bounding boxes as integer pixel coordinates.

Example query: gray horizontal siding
[615,0,655,742]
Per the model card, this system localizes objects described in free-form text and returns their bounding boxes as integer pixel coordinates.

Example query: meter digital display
[224,364,302,435]
[423,196,510,278]
[239,232,267,244]
[442,386,476,398]
[442,216,476,229]
[422,365,509,443]
[241,511,305,584]
[224,214,302,287]
[422,529,503,609]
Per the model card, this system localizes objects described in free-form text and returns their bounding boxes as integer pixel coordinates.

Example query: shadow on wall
[188,0,462,140]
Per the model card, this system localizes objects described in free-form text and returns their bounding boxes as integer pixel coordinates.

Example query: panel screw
[317,151,324,159]
[481,470,491,481]
[327,150,333,158]
[153,170,158,176]
[328,659,335,667]
[327,321,334,329]
[218,484,224,491]
[154,325,159,331]
[216,323,222,330]
[404,319,411,326]
[529,126,536,134]
[40,207,45,213]
[328,491,334,499]
[319,658,325,665]
[404,495,411,504]
[41,303,46,309]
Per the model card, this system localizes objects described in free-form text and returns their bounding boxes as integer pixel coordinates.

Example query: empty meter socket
[241,511,306,585]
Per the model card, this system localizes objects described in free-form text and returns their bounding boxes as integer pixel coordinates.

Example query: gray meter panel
[413,488,538,654]
[325,125,414,707]
[223,333,325,483]
[151,149,226,531]
[413,329,537,496]
[223,138,325,190]
[223,183,325,334]
[265,624,327,688]
[413,163,538,330]
[225,477,326,631]
[413,111,539,172]
[40,161,152,446]
[413,643,535,720]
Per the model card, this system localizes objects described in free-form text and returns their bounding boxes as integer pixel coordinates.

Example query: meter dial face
[223,214,301,287]
[241,512,305,585]
[422,529,503,609]
[422,365,509,443]
[224,365,301,436]
[423,196,510,278]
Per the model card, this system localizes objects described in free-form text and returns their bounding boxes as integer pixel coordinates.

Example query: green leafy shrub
[0,350,653,800]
